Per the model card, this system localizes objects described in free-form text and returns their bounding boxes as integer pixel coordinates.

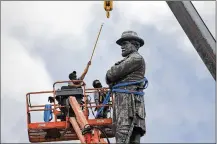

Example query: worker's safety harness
[96,77,148,143]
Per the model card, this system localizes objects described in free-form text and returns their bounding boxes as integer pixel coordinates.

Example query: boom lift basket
[26,80,114,143]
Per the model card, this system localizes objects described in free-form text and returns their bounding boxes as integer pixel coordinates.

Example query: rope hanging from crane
[89,23,104,62]
[73,23,104,85]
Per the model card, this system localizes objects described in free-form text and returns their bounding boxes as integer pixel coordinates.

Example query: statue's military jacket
[106,51,146,136]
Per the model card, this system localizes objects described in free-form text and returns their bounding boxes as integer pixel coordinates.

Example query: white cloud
[2,1,95,34]
[1,1,98,50]
[1,34,53,103]
[116,1,215,53]
[1,34,54,142]
[115,1,179,33]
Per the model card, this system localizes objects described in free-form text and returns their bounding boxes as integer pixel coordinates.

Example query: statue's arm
[106,56,143,84]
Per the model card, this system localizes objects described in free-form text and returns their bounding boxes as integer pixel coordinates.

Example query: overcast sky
[1,1,216,143]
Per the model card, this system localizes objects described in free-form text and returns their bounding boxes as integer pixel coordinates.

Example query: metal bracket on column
[166,1,216,80]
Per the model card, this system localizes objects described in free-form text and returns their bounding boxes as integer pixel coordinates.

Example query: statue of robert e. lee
[106,31,146,144]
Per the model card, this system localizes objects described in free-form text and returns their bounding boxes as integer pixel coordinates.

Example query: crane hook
[104,0,113,18]
[106,11,110,18]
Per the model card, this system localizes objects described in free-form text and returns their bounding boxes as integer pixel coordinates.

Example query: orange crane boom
[26,80,113,143]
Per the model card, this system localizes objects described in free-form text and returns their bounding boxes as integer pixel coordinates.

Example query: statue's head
[116,31,144,57]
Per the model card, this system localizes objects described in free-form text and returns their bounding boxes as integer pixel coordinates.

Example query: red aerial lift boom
[26,80,114,143]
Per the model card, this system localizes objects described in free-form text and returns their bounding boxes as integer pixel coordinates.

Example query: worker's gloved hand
[88,61,91,65]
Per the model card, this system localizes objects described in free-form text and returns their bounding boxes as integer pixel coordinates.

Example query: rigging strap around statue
[96,77,148,118]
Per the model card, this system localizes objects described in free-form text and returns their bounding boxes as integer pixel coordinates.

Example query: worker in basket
[48,61,91,121]
[92,79,110,118]
[68,61,91,87]
[67,61,91,112]
[62,61,91,116]
[47,96,65,121]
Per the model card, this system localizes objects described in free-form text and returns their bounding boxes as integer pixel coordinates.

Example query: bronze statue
[106,31,146,144]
